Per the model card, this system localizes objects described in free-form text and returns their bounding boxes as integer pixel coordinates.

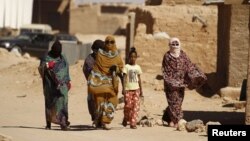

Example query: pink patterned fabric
[162,50,206,124]
[123,89,140,126]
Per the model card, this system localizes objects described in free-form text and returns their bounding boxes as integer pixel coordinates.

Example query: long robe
[83,54,96,121]
[162,50,206,124]
[39,54,70,127]
[88,48,123,124]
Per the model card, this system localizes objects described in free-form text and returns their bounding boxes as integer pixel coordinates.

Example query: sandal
[130,125,137,129]
[61,125,70,131]
[45,121,51,130]
[122,119,127,127]
[93,120,102,129]
[66,121,70,126]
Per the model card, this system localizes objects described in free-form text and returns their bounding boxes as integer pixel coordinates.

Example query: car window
[44,35,55,42]
[16,34,32,40]
[33,35,45,42]
[33,34,55,42]
[56,34,78,41]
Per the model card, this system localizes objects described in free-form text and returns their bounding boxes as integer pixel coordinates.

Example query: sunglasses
[105,40,115,44]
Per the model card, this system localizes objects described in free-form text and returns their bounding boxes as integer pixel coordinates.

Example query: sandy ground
[0,36,246,141]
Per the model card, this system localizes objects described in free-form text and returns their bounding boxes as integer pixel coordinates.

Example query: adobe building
[32,0,143,35]
[68,1,144,35]
[126,0,249,97]
[126,0,250,124]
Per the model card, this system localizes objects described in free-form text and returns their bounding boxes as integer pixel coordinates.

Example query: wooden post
[125,12,135,64]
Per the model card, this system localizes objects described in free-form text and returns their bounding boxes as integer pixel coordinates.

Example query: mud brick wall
[228,5,249,87]
[132,5,218,75]
[69,4,128,35]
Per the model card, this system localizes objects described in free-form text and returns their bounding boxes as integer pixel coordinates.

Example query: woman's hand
[46,61,55,69]
[122,89,125,95]
[67,81,71,90]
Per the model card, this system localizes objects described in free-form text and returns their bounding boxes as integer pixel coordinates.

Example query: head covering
[92,39,104,51]
[104,35,117,52]
[169,37,181,58]
[50,40,62,58]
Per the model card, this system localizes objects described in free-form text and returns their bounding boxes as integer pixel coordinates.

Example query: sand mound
[0,48,38,69]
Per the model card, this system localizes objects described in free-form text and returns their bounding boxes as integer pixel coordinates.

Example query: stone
[186,119,204,132]
[177,119,187,131]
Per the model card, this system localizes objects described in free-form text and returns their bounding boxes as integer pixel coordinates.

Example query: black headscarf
[49,40,62,58]
[91,39,104,58]
[92,39,104,50]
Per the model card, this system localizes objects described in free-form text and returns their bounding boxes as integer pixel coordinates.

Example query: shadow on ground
[183,110,245,124]
[1,125,97,131]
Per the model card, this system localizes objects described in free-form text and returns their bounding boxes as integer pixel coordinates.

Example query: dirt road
[0,48,245,141]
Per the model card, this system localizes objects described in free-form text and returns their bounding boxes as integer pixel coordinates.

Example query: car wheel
[10,46,22,55]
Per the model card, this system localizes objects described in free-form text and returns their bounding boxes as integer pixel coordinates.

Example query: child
[122,47,143,129]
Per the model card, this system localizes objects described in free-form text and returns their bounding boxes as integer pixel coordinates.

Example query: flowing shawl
[162,50,191,89]
[88,48,123,96]
[162,50,206,90]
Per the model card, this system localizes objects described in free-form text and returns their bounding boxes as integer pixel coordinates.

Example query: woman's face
[105,39,115,51]
[170,40,180,49]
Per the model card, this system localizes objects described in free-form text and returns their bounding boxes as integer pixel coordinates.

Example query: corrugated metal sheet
[74,0,145,5]
[0,0,33,29]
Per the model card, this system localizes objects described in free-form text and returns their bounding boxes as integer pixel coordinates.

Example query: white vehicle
[19,24,52,34]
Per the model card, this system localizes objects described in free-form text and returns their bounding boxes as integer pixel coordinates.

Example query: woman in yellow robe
[88,35,123,130]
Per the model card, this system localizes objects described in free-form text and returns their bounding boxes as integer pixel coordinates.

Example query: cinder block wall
[228,5,249,87]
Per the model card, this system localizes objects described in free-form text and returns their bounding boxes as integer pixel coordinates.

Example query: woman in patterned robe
[162,37,207,127]
[88,35,124,130]
[38,40,71,130]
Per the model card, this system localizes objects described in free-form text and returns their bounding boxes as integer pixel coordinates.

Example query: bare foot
[169,121,175,127]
